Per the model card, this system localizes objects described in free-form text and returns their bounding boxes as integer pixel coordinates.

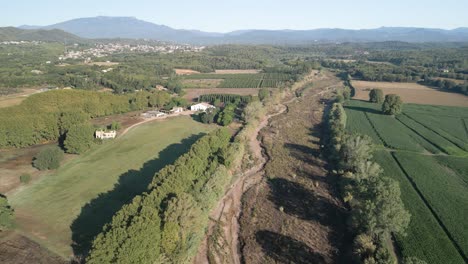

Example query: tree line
[86,128,242,263]
[325,102,415,264]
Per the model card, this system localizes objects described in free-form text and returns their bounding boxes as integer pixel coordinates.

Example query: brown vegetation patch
[352,80,468,107]
[183,88,260,102]
[239,71,348,263]
[0,231,65,264]
[175,68,200,75]
[182,79,223,88]
[0,88,39,108]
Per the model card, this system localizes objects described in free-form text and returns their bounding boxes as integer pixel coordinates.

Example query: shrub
[382,94,403,115]
[33,146,64,170]
[109,121,121,130]
[0,195,14,230]
[369,89,384,103]
[19,174,31,184]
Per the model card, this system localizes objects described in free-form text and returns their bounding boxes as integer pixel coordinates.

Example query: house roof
[192,102,214,107]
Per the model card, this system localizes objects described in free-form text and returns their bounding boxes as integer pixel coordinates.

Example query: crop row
[373,151,465,264]
[394,152,468,259]
[218,79,261,88]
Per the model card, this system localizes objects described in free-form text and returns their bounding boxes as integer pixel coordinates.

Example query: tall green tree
[369,89,384,103]
[382,94,403,115]
[64,124,95,154]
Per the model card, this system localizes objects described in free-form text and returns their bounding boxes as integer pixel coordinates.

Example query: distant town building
[95,130,117,139]
[190,102,215,112]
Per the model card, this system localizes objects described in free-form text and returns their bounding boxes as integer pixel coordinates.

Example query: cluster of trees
[86,129,241,263]
[199,103,237,127]
[368,89,403,115]
[419,78,468,95]
[325,102,412,264]
[199,94,252,104]
[0,89,174,148]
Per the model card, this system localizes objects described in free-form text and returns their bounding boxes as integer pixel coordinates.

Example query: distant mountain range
[0,27,84,42]
[9,16,468,44]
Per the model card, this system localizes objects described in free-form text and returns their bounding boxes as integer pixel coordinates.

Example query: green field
[344,100,468,263]
[9,116,215,257]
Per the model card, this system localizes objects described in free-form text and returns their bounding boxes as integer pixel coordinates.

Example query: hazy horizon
[2,0,468,32]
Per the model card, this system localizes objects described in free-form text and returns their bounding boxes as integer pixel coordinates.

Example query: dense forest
[0,89,176,148]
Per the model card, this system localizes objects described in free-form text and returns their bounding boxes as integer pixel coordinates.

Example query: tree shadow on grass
[256,230,326,264]
[70,133,205,257]
[343,105,382,115]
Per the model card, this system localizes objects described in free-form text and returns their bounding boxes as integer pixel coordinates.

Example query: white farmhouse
[95,130,117,139]
[171,107,184,113]
[190,102,215,112]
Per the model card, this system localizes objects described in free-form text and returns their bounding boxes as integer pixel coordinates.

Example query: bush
[369,89,384,103]
[33,146,64,170]
[19,174,31,184]
[258,88,269,101]
[0,195,14,230]
[109,121,121,130]
[382,94,403,115]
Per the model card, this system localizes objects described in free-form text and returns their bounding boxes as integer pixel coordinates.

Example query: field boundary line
[394,116,447,154]
[463,119,468,140]
[390,152,468,262]
[403,113,467,152]
[363,112,390,148]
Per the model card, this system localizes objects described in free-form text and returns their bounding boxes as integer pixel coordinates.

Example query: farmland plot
[373,151,465,264]
[394,152,468,258]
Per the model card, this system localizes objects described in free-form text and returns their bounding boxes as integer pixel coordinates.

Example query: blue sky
[2,0,467,32]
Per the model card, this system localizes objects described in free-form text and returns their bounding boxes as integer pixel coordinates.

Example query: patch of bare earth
[0,231,65,264]
[175,68,201,75]
[352,80,468,107]
[239,72,348,264]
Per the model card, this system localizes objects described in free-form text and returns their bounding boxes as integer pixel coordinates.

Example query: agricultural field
[183,73,293,88]
[344,99,468,263]
[351,80,468,107]
[214,69,261,74]
[183,88,261,102]
[7,116,215,257]
[0,88,41,108]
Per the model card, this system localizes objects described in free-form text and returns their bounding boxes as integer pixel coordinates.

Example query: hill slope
[0,27,84,43]
[20,16,468,44]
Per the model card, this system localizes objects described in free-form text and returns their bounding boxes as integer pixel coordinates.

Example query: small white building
[190,102,215,112]
[96,130,117,139]
[141,110,167,118]
[171,107,184,113]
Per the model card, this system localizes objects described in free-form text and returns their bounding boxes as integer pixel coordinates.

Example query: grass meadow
[344,99,468,263]
[9,116,215,257]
